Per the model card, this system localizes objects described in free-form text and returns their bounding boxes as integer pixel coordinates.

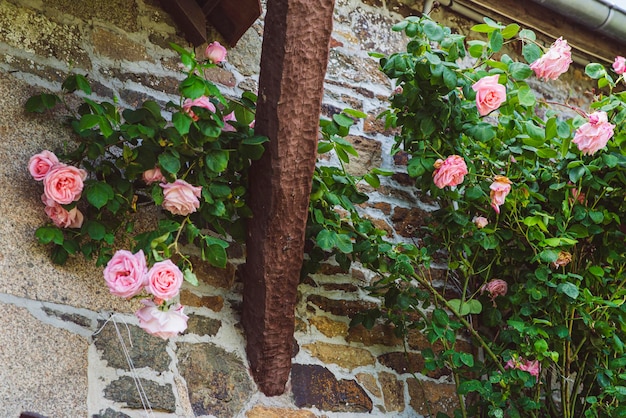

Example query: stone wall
[0,0,596,417]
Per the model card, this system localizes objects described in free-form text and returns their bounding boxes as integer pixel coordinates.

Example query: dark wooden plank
[159,0,207,45]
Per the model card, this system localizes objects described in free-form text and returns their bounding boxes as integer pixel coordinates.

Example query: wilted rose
[613,56,626,75]
[472,74,506,116]
[506,357,540,382]
[553,251,572,268]
[204,41,227,64]
[42,196,84,229]
[489,175,512,214]
[103,250,148,299]
[160,179,202,216]
[530,37,572,80]
[43,164,88,205]
[472,216,489,229]
[29,150,59,181]
[481,279,508,304]
[136,300,189,339]
[571,111,614,155]
[432,155,468,188]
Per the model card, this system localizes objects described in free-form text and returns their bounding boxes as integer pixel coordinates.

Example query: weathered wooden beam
[242,0,335,396]
[159,0,207,45]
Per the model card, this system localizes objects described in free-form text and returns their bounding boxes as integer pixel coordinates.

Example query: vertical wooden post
[242,0,335,396]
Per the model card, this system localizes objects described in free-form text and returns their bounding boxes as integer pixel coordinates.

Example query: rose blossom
[43,164,88,205]
[29,150,59,181]
[182,96,216,121]
[204,41,227,64]
[135,300,189,339]
[472,216,489,229]
[530,37,572,80]
[571,111,615,155]
[143,166,166,184]
[505,357,540,382]
[490,175,512,214]
[472,74,506,116]
[613,56,626,75]
[145,259,184,300]
[42,195,84,228]
[103,250,148,299]
[481,279,508,305]
[432,155,468,188]
[553,251,572,268]
[160,179,202,216]
[222,111,237,132]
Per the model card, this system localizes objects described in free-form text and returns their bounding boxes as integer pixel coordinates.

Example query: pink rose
[613,56,626,75]
[43,164,88,205]
[472,216,488,229]
[571,111,615,155]
[249,120,255,129]
[472,74,506,116]
[42,195,84,229]
[103,250,148,299]
[506,357,540,382]
[29,150,60,181]
[222,111,237,132]
[432,155,468,188]
[145,259,183,300]
[182,97,216,121]
[490,175,512,214]
[530,37,572,80]
[142,167,166,184]
[481,279,508,305]
[160,179,202,216]
[136,300,189,339]
[204,41,227,64]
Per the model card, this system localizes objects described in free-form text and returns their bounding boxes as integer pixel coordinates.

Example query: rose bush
[27,43,266,338]
[307,15,626,418]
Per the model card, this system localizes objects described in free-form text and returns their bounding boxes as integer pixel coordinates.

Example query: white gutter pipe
[529,0,626,41]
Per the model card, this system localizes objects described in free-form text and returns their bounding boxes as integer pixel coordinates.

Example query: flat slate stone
[92,321,170,372]
[92,408,131,418]
[103,376,176,412]
[291,364,372,413]
[177,342,254,417]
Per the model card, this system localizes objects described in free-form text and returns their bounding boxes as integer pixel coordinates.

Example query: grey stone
[92,321,170,372]
[104,376,176,412]
[92,408,131,418]
[42,306,92,328]
[185,314,221,337]
[176,342,253,417]
[44,0,140,33]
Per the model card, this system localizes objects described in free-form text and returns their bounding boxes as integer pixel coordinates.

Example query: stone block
[104,376,176,412]
[184,314,221,337]
[92,28,149,62]
[379,371,405,412]
[308,315,349,338]
[245,406,317,418]
[355,372,381,398]
[92,321,171,372]
[176,342,253,417]
[344,135,383,177]
[291,364,372,413]
[408,379,460,417]
[179,289,224,311]
[391,206,429,237]
[44,0,140,33]
[346,323,403,347]
[302,341,375,370]
[307,294,377,318]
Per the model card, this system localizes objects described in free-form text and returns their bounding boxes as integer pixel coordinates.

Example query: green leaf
[85,181,115,209]
[523,43,542,64]
[557,282,579,299]
[78,114,101,131]
[84,220,106,240]
[585,63,606,79]
[509,62,533,80]
[183,269,199,286]
[501,23,520,39]
[363,172,380,188]
[25,93,61,113]
[158,152,181,175]
[333,113,354,128]
[489,30,503,52]
[173,112,192,135]
[458,380,483,395]
[423,20,445,41]
[336,233,354,253]
[242,135,269,145]
[316,229,337,251]
[518,85,536,106]
[342,108,368,119]
[471,23,495,33]
[539,249,559,263]
[205,150,229,173]
[205,244,227,268]
[35,226,64,245]
[179,75,206,98]
[448,299,482,315]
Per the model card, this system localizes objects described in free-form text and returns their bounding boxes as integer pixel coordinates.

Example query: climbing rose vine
[27,43,266,338]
